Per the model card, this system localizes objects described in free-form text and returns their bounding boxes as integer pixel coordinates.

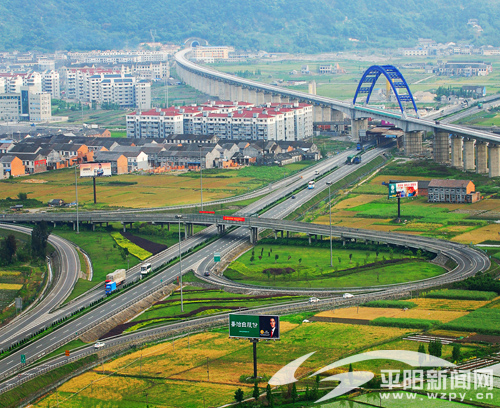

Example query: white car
[94,341,105,349]
[343,293,354,299]
[309,297,319,303]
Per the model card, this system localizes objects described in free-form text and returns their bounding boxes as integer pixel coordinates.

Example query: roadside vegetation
[224,238,444,288]
[0,225,50,328]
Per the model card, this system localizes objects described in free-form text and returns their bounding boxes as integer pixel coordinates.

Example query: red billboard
[199,211,215,214]
[223,216,245,222]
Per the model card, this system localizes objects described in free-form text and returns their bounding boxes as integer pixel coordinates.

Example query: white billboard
[80,162,112,178]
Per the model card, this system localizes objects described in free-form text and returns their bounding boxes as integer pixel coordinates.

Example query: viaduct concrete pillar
[489,144,500,178]
[351,118,369,142]
[313,105,322,122]
[256,91,265,105]
[281,97,290,103]
[248,89,257,105]
[433,131,450,164]
[217,81,225,99]
[272,94,281,103]
[403,131,423,156]
[235,86,243,102]
[241,87,249,103]
[463,138,475,171]
[331,110,344,122]
[224,83,231,100]
[476,142,488,174]
[451,135,463,168]
[264,93,273,103]
[322,107,331,121]
[211,79,219,97]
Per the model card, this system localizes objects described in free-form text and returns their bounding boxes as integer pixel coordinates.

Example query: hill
[2,0,500,52]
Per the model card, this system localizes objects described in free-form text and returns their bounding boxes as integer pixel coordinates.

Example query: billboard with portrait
[80,162,112,178]
[388,181,418,199]
[229,314,280,340]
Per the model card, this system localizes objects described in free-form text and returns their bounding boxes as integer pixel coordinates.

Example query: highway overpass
[174,48,500,177]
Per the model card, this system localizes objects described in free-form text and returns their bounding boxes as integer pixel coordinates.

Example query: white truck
[105,269,126,286]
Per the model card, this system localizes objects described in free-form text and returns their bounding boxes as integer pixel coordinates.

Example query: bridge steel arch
[353,65,419,117]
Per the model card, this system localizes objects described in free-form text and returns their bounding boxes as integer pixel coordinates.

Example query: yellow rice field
[0,283,23,290]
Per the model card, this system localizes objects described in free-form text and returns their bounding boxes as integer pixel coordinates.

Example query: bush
[423,289,497,301]
[363,300,417,309]
[370,317,440,330]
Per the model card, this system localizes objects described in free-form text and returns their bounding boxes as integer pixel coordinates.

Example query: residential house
[93,151,128,175]
[0,155,25,178]
[428,179,479,203]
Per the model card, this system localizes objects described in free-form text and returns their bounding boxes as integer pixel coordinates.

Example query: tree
[234,388,244,404]
[428,339,442,358]
[1,235,17,265]
[338,256,341,264]
[298,258,302,264]
[275,254,279,263]
[250,255,255,263]
[349,363,353,372]
[31,221,49,260]
[452,343,461,362]
[418,343,426,365]
[17,192,27,201]
[266,384,274,407]
[291,382,298,404]
[349,253,353,262]
[253,382,260,401]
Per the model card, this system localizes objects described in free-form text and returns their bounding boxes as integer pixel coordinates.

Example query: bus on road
[308,181,315,189]
[140,262,152,276]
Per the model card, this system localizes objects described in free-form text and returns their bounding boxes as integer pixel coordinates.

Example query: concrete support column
[351,118,369,142]
[264,93,273,103]
[322,107,331,121]
[313,105,322,122]
[122,223,126,233]
[451,135,463,168]
[272,94,281,103]
[235,86,243,102]
[476,142,488,174]
[210,79,218,97]
[308,235,312,245]
[281,97,290,103]
[331,110,344,121]
[224,83,231,100]
[249,227,258,244]
[274,231,277,240]
[256,91,265,105]
[217,81,225,99]
[489,144,500,178]
[433,131,450,164]
[403,131,423,156]
[463,138,475,171]
[248,89,257,105]
[241,88,249,103]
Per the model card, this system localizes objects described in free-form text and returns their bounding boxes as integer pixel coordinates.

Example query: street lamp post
[198,144,203,211]
[326,181,333,267]
[74,165,79,234]
[176,214,184,312]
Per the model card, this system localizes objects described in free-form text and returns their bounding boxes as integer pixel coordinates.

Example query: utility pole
[75,165,79,233]
[327,181,333,267]
[198,144,203,211]
[176,214,184,312]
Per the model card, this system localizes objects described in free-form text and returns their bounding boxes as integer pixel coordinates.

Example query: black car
[291,195,296,199]
[204,271,210,276]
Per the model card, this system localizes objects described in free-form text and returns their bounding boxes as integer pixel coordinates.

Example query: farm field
[316,307,467,323]
[34,320,412,408]
[0,161,312,209]
[412,297,493,311]
[52,108,130,128]
[224,240,445,288]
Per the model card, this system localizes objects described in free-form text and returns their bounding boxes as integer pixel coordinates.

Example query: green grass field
[224,241,445,288]
[125,287,308,332]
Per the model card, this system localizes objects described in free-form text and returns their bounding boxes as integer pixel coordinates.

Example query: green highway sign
[20,354,25,364]
[229,314,280,339]
[214,252,221,262]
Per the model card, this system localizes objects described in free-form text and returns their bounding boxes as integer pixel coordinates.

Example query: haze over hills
[1,0,500,52]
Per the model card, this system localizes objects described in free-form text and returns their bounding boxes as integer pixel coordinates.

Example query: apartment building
[436,62,492,76]
[60,68,150,108]
[126,101,313,140]
[0,87,51,122]
[427,179,480,203]
[192,46,229,62]
[41,70,60,99]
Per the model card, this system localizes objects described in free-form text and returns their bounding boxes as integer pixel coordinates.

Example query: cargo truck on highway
[104,269,126,294]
